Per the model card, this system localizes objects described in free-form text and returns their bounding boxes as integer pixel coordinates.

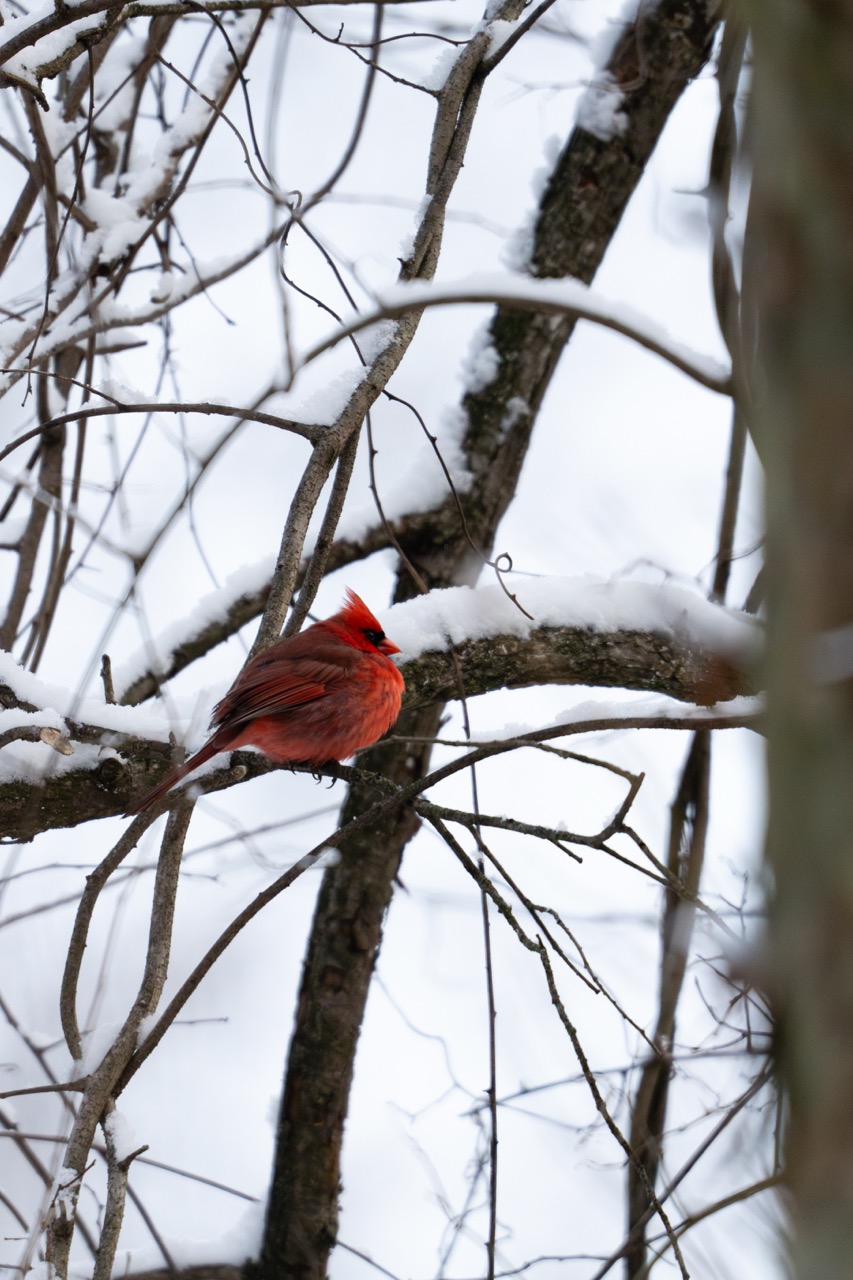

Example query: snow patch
[103,1109,142,1163]
[112,1201,265,1276]
[576,74,629,142]
[115,556,275,697]
[420,41,463,91]
[460,322,499,395]
[307,271,731,391]
[503,134,564,272]
[382,576,761,667]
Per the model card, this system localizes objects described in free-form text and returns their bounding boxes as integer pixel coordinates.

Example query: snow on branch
[0,221,290,388]
[389,576,759,708]
[388,576,756,660]
[114,556,276,702]
[0,577,760,841]
[294,274,733,396]
[0,0,392,81]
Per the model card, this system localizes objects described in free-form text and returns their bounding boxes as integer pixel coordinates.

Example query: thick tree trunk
[745,2,853,1275]
[250,715,432,1280]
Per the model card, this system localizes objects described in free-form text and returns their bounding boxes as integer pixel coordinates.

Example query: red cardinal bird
[128,590,404,814]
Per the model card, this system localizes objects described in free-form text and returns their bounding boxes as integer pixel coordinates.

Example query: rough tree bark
[745,2,853,1277]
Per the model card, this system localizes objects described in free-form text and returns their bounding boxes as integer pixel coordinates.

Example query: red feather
[128,591,404,813]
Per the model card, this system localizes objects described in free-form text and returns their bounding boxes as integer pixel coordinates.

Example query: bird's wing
[212,654,351,727]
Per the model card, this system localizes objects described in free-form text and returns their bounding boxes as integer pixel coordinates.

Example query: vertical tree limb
[743,2,853,1275]
[625,731,710,1279]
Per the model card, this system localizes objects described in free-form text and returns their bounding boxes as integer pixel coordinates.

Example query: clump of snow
[454,694,764,749]
[79,1023,123,1075]
[82,188,148,263]
[99,377,160,407]
[39,110,78,161]
[576,74,629,142]
[503,135,564,272]
[501,395,528,435]
[1,8,112,84]
[91,36,149,134]
[103,1109,142,1163]
[0,652,84,725]
[460,692,762,745]
[420,41,464,92]
[502,220,535,274]
[333,441,468,547]
[398,195,431,260]
[136,1014,159,1047]
[150,271,176,304]
[487,17,519,59]
[459,321,499,395]
[574,2,642,143]
[155,92,212,157]
[0,707,68,758]
[2,738,118,786]
[113,1201,264,1276]
[288,366,368,427]
[357,318,400,364]
[121,12,258,210]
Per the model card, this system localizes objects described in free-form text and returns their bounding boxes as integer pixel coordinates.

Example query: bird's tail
[125,739,221,816]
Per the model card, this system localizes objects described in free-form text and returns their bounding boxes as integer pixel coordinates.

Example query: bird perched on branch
[128,590,404,814]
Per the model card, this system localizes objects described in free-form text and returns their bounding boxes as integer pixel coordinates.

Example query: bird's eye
[363,628,385,647]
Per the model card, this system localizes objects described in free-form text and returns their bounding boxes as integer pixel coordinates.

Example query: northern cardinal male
[128,590,404,813]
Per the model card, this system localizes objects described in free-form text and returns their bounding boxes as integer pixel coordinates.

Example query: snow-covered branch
[296,275,732,395]
[0,578,760,841]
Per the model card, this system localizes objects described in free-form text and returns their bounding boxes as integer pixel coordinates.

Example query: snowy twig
[588,1064,774,1280]
[47,801,194,1277]
[0,398,321,467]
[295,276,732,396]
[94,1104,149,1280]
[539,945,690,1280]
[283,428,361,638]
[251,0,528,650]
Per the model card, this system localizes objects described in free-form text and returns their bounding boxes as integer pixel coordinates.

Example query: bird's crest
[338,588,384,634]
[332,589,400,656]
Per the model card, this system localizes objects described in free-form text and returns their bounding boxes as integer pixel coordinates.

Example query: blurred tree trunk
[745,2,853,1275]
